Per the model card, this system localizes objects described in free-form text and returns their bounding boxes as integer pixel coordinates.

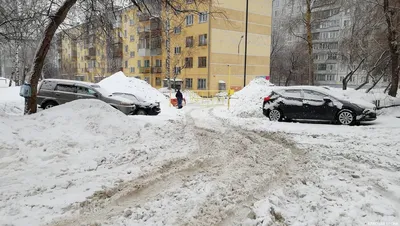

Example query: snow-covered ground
[213,106,400,225]
[0,86,24,115]
[1,77,400,226]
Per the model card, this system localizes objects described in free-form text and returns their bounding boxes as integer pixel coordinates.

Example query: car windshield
[91,85,112,97]
[112,93,141,101]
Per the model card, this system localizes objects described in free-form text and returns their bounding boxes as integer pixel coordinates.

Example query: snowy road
[48,107,308,226]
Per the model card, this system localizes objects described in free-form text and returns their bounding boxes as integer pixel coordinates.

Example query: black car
[112,92,161,116]
[262,86,377,125]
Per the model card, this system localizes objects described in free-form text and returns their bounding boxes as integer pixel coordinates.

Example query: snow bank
[230,78,275,118]
[98,72,168,104]
[0,86,24,115]
[0,77,15,87]
[0,100,148,225]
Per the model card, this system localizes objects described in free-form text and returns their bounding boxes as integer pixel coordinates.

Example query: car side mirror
[323,97,332,103]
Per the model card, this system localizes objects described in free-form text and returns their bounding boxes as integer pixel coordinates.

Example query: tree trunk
[285,70,292,86]
[384,82,391,93]
[25,0,77,114]
[366,71,385,93]
[342,59,365,90]
[355,75,369,90]
[305,0,314,85]
[384,0,400,97]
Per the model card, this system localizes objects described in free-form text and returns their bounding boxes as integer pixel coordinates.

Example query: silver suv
[37,79,136,115]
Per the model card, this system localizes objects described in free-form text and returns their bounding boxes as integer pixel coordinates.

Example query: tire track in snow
[48,107,307,226]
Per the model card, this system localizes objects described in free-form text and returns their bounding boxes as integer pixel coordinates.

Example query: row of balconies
[138,66,162,74]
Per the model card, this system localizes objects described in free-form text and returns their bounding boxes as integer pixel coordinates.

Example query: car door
[75,85,98,100]
[302,89,337,120]
[54,84,77,104]
[278,89,304,119]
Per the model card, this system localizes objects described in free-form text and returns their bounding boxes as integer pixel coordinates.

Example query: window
[125,61,128,68]
[155,59,162,67]
[174,26,181,34]
[281,89,302,99]
[130,19,135,26]
[186,0,193,4]
[316,74,326,81]
[219,82,226,91]
[174,66,181,75]
[55,84,75,93]
[199,34,207,46]
[344,20,350,27]
[198,78,206,89]
[303,90,325,101]
[130,35,135,42]
[327,74,335,81]
[185,57,193,68]
[318,64,327,71]
[198,57,207,68]
[124,15,128,22]
[199,12,208,23]
[186,15,194,26]
[186,36,194,47]
[156,77,161,86]
[185,78,193,89]
[137,60,141,67]
[76,86,96,96]
[130,51,135,58]
[130,67,135,73]
[328,53,337,60]
[174,46,181,54]
[124,30,127,38]
[144,60,150,67]
[125,45,128,52]
[327,64,337,71]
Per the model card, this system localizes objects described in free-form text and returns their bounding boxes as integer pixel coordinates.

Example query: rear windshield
[40,80,56,91]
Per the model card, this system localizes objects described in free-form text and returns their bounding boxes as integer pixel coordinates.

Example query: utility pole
[243,0,249,87]
[165,4,171,90]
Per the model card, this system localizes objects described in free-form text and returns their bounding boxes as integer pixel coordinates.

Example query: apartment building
[57,0,272,94]
[272,0,386,88]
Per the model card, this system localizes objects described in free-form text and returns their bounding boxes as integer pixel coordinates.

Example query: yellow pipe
[228,65,231,110]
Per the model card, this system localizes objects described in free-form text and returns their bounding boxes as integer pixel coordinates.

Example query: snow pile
[98,72,168,105]
[328,87,400,107]
[0,86,24,115]
[0,77,15,87]
[0,99,186,225]
[230,78,275,118]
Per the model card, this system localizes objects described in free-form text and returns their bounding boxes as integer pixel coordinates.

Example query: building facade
[272,0,388,88]
[57,0,272,94]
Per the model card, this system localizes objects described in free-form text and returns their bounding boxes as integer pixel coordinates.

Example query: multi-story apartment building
[272,0,387,88]
[57,0,272,94]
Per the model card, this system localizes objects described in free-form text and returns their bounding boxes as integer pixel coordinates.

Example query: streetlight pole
[243,0,249,87]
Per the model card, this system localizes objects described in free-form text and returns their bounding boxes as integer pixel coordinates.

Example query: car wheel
[42,101,58,109]
[136,109,147,115]
[268,109,282,122]
[337,109,355,125]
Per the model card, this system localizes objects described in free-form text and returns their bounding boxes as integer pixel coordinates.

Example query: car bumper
[358,110,377,121]
[148,107,161,115]
[116,105,136,115]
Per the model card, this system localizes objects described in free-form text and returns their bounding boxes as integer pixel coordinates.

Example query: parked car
[37,79,136,115]
[263,86,377,125]
[111,92,161,115]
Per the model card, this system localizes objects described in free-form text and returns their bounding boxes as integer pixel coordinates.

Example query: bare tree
[383,0,400,97]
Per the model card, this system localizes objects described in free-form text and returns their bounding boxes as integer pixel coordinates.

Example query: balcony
[139,67,151,74]
[138,13,150,22]
[137,26,151,33]
[138,47,162,56]
[152,66,162,73]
